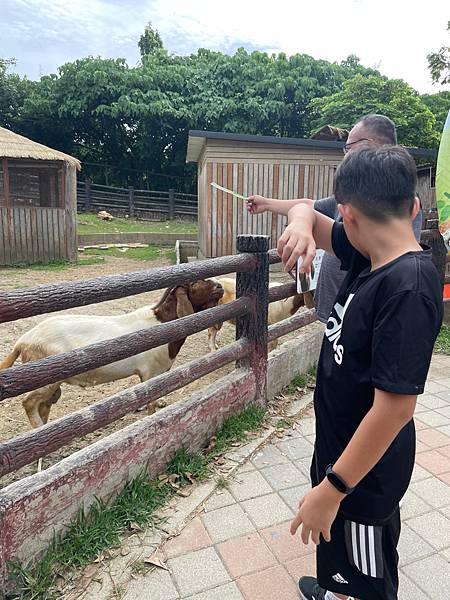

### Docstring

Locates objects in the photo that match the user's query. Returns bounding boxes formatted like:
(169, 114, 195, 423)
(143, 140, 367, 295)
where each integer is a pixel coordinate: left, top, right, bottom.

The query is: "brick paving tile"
(228, 470, 273, 501)
(260, 461, 308, 491)
(284, 552, 317, 581)
(400, 490, 433, 520)
(279, 483, 311, 512)
(168, 547, 230, 597)
(201, 504, 255, 544)
(122, 569, 178, 600)
(420, 394, 450, 410)
(438, 472, 450, 486)
(417, 427, 450, 448)
(397, 523, 435, 565)
(417, 410, 450, 428)
(415, 439, 430, 452)
(407, 511, 450, 550)
(260, 521, 315, 562)
(275, 436, 314, 460)
(184, 582, 245, 600)
(414, 419, 430, 431)
(411, 476, 450, 508)
(163, 517, 212, 559)
(251, 445, 289, 468)
(437, 444, 450, 459)
(236, 564, 299, 600)
(241, 493, 293, 529)
(415, 449, 450, 475)
(410, 463, 433, 483)
(398, 572, 430, 600)
(216, 532, 277, 578)
(204, 490, 236, 512)
(402, 553, 450, 599)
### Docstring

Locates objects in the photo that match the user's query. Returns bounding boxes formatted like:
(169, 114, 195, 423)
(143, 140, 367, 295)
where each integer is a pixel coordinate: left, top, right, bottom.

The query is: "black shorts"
(316, 508, 401, 600)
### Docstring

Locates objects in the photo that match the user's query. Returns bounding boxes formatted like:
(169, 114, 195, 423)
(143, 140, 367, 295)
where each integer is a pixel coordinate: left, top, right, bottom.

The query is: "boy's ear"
(338, 203, 356, 224)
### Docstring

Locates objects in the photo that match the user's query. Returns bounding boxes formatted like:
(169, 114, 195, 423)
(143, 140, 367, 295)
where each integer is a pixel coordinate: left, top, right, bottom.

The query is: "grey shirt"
(314, 196, 423, 323)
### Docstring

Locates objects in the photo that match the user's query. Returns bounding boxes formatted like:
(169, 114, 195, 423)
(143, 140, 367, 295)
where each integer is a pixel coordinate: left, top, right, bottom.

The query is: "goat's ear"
(175, 287, 194, 318)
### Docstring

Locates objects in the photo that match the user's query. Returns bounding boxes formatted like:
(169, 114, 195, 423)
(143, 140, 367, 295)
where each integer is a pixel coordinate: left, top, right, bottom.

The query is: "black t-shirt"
(312, 222, 443, 524)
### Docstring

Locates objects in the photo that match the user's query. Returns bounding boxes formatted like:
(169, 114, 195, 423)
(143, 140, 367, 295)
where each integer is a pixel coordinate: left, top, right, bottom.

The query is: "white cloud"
(3, 0, 449, 92)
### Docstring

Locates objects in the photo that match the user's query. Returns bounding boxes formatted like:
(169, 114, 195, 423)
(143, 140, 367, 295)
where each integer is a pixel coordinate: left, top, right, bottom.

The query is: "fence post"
(236, 234, 270, 406)
(128, 186, 135, 218)
(168, 188, 175, 220)
(84, 179, 92, 213)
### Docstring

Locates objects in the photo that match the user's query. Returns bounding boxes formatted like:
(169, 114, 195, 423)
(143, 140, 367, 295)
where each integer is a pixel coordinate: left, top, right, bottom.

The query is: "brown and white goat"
(207, 277, 314, 352)
(0, 280, 224, 429)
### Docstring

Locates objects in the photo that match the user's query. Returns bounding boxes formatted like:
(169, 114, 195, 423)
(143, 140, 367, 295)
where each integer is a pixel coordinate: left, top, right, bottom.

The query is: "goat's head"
(153, 279, 224, 323)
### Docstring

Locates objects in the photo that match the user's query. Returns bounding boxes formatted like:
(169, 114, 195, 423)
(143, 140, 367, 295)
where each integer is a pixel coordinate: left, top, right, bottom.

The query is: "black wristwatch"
(325, 464, 355, 495)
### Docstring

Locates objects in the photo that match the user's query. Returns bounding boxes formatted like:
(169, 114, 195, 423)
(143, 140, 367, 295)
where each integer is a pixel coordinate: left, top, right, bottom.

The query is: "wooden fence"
(77, 180, 197, 220)
(0, 236, 317, 478)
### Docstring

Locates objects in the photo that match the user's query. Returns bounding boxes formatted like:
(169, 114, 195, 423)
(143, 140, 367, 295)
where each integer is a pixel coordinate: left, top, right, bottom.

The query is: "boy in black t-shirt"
(278, 146, 443, 600)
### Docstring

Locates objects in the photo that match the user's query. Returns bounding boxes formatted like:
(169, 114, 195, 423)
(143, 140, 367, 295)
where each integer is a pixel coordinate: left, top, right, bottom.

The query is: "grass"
(83, 245, 177, 264)
(0, 257, 105, 273)
(435, 323, 450, 355)
(77, 213, 198, 236)
(286, 364, 317, 394)
(7, 405, 265, 600)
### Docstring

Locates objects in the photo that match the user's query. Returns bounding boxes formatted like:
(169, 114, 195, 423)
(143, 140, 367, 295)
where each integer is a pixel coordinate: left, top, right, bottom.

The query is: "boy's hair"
(334, 145, 417, 222)
(355, 114, 397, 144)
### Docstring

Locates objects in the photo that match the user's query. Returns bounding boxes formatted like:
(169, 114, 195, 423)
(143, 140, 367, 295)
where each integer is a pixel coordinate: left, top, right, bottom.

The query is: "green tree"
(138, 23, 164, 57)
(309, 74, 439, 148)
(421, 91, 450, 136)
(0, 58, 34, 130)
(427, 21, 450, 85)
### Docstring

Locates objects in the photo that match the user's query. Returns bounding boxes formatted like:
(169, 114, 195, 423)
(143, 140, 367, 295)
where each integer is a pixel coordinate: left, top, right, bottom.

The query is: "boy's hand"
(246, 195, 268, 214)
(277, 220, 316, 273)
(290, 479, 344, 545)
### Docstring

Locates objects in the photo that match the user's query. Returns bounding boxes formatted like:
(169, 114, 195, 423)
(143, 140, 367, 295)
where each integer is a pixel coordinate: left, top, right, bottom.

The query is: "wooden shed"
(0, 127, 80, 265)
(187, 130, 437, 258)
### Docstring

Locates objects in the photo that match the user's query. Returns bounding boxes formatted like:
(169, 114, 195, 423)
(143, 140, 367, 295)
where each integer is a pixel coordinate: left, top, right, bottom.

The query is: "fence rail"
(0, 235, 319, 478)
(77, 180, 198, 220)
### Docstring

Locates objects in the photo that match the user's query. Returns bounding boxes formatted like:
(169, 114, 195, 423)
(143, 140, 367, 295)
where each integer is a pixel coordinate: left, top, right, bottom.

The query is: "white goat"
(0, 280, 224, 429)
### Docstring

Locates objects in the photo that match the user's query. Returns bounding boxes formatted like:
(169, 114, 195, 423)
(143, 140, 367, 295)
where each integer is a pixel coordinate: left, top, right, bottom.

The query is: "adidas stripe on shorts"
(316, 508, 401, 600)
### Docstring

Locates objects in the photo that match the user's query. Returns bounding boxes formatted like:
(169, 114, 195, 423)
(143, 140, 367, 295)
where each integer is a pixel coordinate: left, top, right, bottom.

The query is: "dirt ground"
(0, 255, 297, 489)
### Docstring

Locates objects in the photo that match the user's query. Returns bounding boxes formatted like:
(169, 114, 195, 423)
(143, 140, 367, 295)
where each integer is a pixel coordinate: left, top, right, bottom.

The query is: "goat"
(0, 279, 224, 430)
(207, 277, 314, 352)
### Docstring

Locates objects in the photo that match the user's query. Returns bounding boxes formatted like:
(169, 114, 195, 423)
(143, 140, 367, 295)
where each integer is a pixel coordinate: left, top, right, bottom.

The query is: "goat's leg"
(208, 324, 222, 352)
(22, 384, 60, 473)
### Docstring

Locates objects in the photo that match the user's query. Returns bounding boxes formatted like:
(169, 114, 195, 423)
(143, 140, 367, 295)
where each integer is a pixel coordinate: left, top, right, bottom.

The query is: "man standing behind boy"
(247, 114, 423, 322)
(276, 145, 442, 600)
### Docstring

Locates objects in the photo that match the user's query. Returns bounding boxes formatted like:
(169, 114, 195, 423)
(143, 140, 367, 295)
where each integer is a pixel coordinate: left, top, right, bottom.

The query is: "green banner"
(436, 109, 450, 252)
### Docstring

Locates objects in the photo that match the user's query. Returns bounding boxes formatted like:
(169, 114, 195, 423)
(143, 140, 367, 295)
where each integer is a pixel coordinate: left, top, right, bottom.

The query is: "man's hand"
(277, 219, 316, 273)
(246, 195, 268, 214)
(290, 479, 344, 545)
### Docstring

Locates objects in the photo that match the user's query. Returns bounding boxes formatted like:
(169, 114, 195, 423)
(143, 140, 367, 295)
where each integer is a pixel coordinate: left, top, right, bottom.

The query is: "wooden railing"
(0, 235, 317, 478)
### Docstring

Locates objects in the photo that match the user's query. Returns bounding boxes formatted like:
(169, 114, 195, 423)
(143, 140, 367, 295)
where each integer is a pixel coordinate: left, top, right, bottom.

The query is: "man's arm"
(276, 203, 335, 272)
(247, 195, 313, 216)
(290, 389, 416, 544)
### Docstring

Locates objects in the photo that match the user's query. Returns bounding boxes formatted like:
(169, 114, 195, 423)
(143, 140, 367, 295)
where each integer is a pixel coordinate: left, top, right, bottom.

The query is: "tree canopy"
(0, 26, 444, 190)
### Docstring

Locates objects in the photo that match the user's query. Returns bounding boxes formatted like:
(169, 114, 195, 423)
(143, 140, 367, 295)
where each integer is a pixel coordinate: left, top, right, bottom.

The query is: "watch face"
(327, 471, 347, 494)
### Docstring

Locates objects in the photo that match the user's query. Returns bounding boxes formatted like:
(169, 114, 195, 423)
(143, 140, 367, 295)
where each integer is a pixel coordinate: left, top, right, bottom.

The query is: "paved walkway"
(73, 354, 450, 600)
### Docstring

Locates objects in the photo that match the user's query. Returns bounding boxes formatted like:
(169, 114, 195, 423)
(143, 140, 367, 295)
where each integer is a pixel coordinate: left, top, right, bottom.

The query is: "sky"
(1, 0, 449, 94)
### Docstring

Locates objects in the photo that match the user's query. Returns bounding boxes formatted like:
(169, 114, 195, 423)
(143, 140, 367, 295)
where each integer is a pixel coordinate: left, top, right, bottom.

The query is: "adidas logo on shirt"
(325, 294, 355, 365)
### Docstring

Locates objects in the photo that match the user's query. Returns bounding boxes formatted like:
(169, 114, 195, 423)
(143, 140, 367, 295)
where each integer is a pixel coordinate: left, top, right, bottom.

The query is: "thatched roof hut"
(0, 127, 80, 265)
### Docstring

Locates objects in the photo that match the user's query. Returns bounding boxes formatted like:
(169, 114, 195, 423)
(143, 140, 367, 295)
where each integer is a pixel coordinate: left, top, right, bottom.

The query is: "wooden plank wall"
(0, 207, 67, 265)
(201, 161, 337, 257)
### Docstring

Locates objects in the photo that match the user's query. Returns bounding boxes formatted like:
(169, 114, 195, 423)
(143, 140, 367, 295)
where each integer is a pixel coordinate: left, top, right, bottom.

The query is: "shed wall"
(198, 140, 342, 257)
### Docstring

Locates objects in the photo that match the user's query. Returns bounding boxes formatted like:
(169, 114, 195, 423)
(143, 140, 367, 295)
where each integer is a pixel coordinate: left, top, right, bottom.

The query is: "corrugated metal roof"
(0, 127, 81, 170)
(186, 130, 437, 163)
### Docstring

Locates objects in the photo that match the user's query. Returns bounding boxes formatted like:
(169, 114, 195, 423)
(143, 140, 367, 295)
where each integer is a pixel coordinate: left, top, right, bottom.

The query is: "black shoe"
(298, 576, 327, 600)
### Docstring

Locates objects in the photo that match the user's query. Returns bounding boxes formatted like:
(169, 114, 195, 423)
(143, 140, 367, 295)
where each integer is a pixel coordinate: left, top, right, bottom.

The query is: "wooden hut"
(0, 127, 80, 265)
(187, 130, 437, 258)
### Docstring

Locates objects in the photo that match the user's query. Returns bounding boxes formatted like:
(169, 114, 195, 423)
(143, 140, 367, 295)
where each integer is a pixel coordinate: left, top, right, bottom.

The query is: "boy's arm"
(277, 203, 335, 272)
(290, 389, 416, 544)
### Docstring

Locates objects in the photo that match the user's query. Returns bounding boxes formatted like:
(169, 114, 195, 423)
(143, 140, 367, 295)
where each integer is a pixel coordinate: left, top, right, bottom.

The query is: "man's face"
(343, 124, 377, 155)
